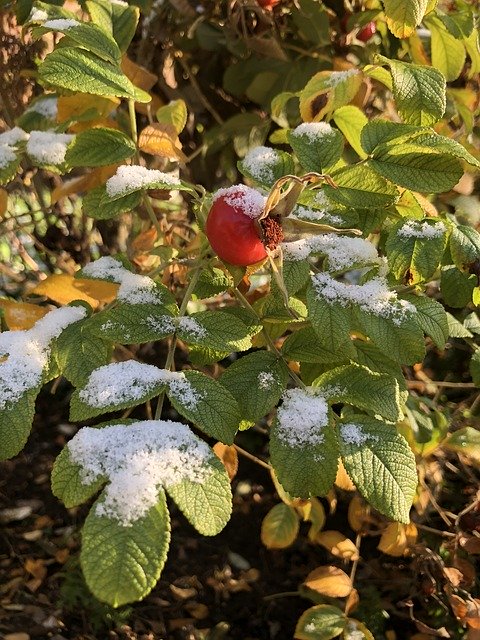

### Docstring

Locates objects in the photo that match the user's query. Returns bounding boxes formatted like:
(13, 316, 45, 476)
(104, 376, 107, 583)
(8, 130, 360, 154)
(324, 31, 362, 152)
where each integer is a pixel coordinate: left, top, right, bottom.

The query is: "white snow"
(82, 257, 163, 305)
(0, 127, 29, 146)
(68, 419, 213, 526)
(177, 316, 207, 339)
(43, 18, 80, 29)
(26, 130, 74, 166)
(291, 121, 333, 142)
(242, 146, 279, 183)
(0, 144, 17, 169)
(275, 388, 329, 447)
(326, 69, 359, 87)
(339, 423, 372, 446)
(78, 361, 201, 410)
(29, 8, 48, 21)
(312, 272, 415, 324)
(0, 306, 86, 409)
(290, 204, 342, 226)
(258, 371, 275, 389)
(106, 165, 180, 197)
(25, 96, 58, 119)
(397, 220, 446, 239)
(282, 234, 379, 271)
(143, 314, 176, 334)
(213, 184, 266, 219)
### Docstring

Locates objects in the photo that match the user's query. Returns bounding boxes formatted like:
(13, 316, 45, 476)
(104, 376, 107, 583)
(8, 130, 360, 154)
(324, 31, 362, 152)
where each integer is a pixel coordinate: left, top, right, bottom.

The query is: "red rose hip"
(357, 21, 376, 42)
(206, 185, 268, 266)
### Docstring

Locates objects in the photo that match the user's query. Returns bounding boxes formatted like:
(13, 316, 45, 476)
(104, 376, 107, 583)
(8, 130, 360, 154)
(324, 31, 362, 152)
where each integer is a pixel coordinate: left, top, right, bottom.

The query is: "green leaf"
(166, 454, 232, 535)
(111, 1, 139, 53)
(86, 304, 176, 344)
(38, 19, 121, 64)
(83, 185, 141, 220)
(261, 503, 299, 549)
(282, 259, 311, 296)
(324, 164, 398, 209)
(306, 285, 356, 357)
(291, 0, 330, 45)
(380, 57, 446, 126)
(65, 128, 135, 167)
(193, 267, 233, 298)
(332, 105, 368, 160)
(403, 294, 449, 350)
(0, 388, 38, 460)
(338, 415, 417, 523)
(446, 312, 473, 339)
(441, 266, 476, 308)
(238, 147, 295, 188)
(428, 15, 466, 81)
(156, 99, 188, 134)
(270, 412, 339, 498)
(282, 327, 352, 364)
(0, 153, 21, 187)
(314, 363, 402, 423)
(219, 351, 289, 423)
(55, 318, 112, 386)
(51, 445, 105, 508)
(385, 218, 447, 283)
(360, 120, 422, 155)
(81, 491, 170, 607)
(288, 124, 343, 172)
(369, 142, 463, 193)
(352, 340, 407, 393)
(176, 310, 252, 353)
(382, 0, 429, 38)
(354, 307, 425, 365)
(39, 47, 150, 102)
(471, 352, 480, 386)
(443, 426, 480, 461)
(295, 604, 346, 640)
(167, 370, 241, 444)
(450, 225, 480, 272)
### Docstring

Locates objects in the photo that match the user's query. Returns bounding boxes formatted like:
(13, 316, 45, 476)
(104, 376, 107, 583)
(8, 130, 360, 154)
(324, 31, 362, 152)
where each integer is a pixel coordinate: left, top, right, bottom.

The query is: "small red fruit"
(206, 185, 269, 266)
(357, 21, 376, 42)
(257, 0, 280, 8)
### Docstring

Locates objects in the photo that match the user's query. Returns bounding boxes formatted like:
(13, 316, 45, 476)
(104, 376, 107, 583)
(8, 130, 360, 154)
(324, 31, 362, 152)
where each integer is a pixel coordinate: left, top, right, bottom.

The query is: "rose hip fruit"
(357, 21, 376, 42)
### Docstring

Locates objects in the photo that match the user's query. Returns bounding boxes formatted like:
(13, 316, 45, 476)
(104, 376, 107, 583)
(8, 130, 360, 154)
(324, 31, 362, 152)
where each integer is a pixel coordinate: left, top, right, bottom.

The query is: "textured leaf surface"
(40, 20, 121, 64)
(382, 0, 429, 38)
(288, 125, 343, 172)
(219, 351, 289, 423)
(51, 446, 105, 508)
(428, 15, 466, 81)
(65, 128, 135, 167)
(403, 294, 449, 349)
(83, 186, 141, 220)
(81, 491, 170, 606)
(167, 454, 232, 535)
(177, 310, 252, 352)
(450, 225, 480, 272)
(168, 370, 241, 444)
(338, 415, 417, 523)
(261, 503, 299, 549)
(324, 164, 398, 209)
(295, 604, 346, 640)
(306, 285, 356, 357)
(332, 105, 368, 159)
(282, 327, 352, 364)
(86, 303, 176, 344)
(441, 266, 475, 308)
(0, 388, 38, 460)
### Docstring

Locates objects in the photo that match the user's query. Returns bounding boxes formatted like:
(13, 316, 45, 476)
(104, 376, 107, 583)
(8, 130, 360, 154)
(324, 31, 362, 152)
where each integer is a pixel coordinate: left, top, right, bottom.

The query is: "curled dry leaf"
(138, 123, 187, 162)
(316, 530, 360, 561)
(378, 522, 418, 557)
(348, 495, 370, 533)
(303, 565, 353, 598)
(213, 443, 238, 481)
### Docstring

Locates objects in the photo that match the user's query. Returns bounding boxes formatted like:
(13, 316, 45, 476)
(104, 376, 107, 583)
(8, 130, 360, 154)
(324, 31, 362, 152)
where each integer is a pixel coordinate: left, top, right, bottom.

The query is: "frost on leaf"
(282, 234, 379, 269)
(82, 256, 164, 304)
(68, 420, 214, 526)
(0, 305, 86, 408)
(275, 387, 330, 448)
(105, 164, 180, 197)
(242, 146, 282, 184)
(26, 131, 74, 166)
(78, 360, 201, 410)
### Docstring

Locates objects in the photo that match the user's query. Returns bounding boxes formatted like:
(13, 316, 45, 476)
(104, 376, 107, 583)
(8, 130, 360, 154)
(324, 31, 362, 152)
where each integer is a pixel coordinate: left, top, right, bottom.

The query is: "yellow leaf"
(299, 70, 363, 122)
(261, 503, 299, 549)
(306, 497, 326, 542)
(316, 531, 359, 561)
(138, 123, 187, 161)
(335, 460, 356, 491)
(69, 117, 120, 134)
(130, 227, 158, 254)
(57, 93, 120, 124)
(121, 55, 158, 91)
(347, 495, 369, 533)
(0, 188, 8, 218)
(303, 566, 353, 598)
(51, 164, 119, 204)
(0, 299, 48, 330)
(31, 274, 118, 308)
(213, 443, 238, 481)
(378, 522, 418, 557)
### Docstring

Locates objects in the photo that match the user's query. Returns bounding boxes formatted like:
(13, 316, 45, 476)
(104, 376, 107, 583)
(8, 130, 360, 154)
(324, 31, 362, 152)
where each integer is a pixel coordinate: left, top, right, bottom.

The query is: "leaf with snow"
(313, 363, 402, 423)
(81, 491, 170, 607)
(104, 164, 190, 200)
(177, 310, 253, 353)
(167, 370, 241, 444)
(86, 304, 176, 345)
(306, 285, 356, 358)
(295, 604, 346, 640)
(288, 122, 343, 172)
(52, 444, 106, 508)
(0, 147, 21, 186)
(238, 146, 295, 188)
(338, 415, 417, 523)
(167, 454, 232, 536)
(219, 351, 289, 423)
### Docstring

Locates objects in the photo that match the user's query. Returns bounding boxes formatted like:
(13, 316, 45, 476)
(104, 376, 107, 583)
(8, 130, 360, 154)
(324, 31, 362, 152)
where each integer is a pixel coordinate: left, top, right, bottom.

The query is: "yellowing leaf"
(383, 0, 429, 39)
(0, 299, 48, 330)
(316, 531, 359, 561)
(57, 93, 120, 124)
(335, 460, 356, 491)
(0, 188, 8, 218)
(347, 495, 369, 532)
(156, 99, 188, 134)
(51, 164, 119, 204)
(344, 619, 374, 639)
(261, 503, 299, 549)
(299, 70, 363, 122)
(303, 566, 353, 598)
(121, 55, 158, 91)
(138, 123, 187, 161)
(378, 522, 418, 557)
(32, 274, 118, 308)
(306, 497, 327, 542)
(213, 443, 238, 481)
